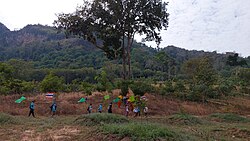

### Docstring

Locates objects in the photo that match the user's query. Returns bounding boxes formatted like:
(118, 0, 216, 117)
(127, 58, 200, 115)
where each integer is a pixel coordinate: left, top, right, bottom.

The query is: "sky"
(0, 0, 249, 57)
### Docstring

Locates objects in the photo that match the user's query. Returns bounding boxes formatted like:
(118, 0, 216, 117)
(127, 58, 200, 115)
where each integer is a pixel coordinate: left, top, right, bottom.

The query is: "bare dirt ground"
(0, 90, 249, 116)
(0, 91, 250, 141)
(0, 115, 125, 141)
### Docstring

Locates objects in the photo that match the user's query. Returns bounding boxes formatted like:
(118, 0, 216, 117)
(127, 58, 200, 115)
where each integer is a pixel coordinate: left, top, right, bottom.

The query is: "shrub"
(209, 113, 250, 123)
(129, 81, 155, 96)
(80, 82, 95, 95)
(187, 84, 205, 102)
(102, 122, 187, 141)
(0, 86, 10, 95)
(163, 81, 175, 93)
(174, 80, 186, 92)
(95, 70, 114, 92)
(40, 72, 65, 92)
(116, 80, 132, 96)
(21, 81, 36, 93)
(216, 78, 235, 96)
(0, 113, 19, 125)
(187, 84, 219, 102)
(168, 113, 203, 125)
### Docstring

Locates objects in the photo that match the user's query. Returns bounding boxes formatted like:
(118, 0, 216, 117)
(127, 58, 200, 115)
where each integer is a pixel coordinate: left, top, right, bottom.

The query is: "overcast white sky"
(0, 0, 249, 57)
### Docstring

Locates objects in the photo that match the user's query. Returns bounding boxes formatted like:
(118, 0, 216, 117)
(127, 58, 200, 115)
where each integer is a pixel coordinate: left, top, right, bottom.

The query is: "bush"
(168, 113, 203, 125)
(187, 84, 219, 102)
(102, 122, 187, 141)
(240, 86, 250, 94)
(21, 81, 36, 93)
(40, 72, 65, 92)
(0, 86, 11, 95)
(187, 85, 205, 102)
(95, 70, 114, 92)
(0, 113, 19, 125)
(174, 80, 186, 92)
(115, 80, 132, 96)
(74, 113, 129, 126)
(209, 113, 250, 123)
(80, 82, 95, 95)
(164, 81, 175, 93)
(216, 78, 235, 96)
(129, 81, 155, 96)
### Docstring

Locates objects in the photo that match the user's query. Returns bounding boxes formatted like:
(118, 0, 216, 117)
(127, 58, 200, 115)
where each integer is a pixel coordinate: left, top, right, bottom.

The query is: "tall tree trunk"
(126, 33, 135, 79)
(127, 38, 131, 79)
(122, 34, 127, 80)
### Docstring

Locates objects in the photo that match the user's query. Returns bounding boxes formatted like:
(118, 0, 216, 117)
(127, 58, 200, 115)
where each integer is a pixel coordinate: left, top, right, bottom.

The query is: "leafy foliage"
(39, 72, 65, 92)
(116, 80, 132, 96)
(95, 70, 113, 92)
(226, 53, 247, 66)
(0, 22, 249, 99)
(54, 0, 169, 79)
(129, 81, 155, 96)
(80, 82, 96, 95)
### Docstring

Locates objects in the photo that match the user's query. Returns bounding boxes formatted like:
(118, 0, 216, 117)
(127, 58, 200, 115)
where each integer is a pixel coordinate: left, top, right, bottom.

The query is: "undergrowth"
(168, 113, 203, 125)
(0, 113, 19, 125)
(102, 122, 191, 141)
(209, 113, 250, 123)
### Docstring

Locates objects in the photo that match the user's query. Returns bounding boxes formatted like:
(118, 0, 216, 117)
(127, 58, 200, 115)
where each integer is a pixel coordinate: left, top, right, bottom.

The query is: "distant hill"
(0, 22, 248, 71)
(0, 23, 107, 68)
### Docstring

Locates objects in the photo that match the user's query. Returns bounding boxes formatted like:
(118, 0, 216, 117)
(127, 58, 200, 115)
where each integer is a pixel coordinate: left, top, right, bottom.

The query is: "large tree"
(54, 0, 169, 79)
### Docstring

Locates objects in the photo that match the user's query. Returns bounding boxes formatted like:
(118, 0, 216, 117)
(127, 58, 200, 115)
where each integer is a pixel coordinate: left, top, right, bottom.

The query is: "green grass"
(1, 112, 249, 140)
(0, 113, 20, 125)
(209, 113, 250, 123)
(74, 113, 129, 126)
(102, 122, 192, 141)
(168, 113, 203, 125)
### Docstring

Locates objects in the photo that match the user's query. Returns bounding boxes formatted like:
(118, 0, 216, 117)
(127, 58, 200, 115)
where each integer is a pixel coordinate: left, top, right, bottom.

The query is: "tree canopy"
(54, 0, 169, 79)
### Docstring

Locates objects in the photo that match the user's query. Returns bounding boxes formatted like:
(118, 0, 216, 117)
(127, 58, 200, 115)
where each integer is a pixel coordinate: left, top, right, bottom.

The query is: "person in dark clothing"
(98, 103, 103, 113)
(50, 102, 57, 117)
(108, 102, 112, 113)
(28, 100, 35, 117)
(87, 104, 92, 114)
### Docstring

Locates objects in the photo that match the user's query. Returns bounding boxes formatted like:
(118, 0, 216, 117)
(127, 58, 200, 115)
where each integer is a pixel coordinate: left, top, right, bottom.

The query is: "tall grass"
(209, 113, 250, 123)
(102, 122, 190, 141)
(168, 113, 203, 125)
(0, 113, 19, 125)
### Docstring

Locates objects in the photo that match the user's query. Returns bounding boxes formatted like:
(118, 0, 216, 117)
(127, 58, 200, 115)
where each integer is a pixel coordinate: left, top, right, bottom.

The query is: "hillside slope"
(1, 22, 248, 70)
(1, 91, 249, 117)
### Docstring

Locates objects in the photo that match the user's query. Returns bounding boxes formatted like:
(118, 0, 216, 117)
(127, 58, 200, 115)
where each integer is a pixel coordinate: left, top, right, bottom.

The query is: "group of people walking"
(28, 100, 148, 118)
(28, 100, 57, 118)
(87, 102, 148, 117)
(87, 102, 113, 114)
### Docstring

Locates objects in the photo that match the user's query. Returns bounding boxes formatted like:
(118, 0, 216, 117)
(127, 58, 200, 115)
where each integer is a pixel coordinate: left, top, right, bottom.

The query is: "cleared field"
(0, 92, 250, 140)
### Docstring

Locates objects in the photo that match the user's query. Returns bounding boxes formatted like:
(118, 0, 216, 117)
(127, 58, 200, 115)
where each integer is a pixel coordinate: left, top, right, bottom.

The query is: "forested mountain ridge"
(0, 22, 250, 97)
(0, 23, 107, 68)
(0, 22, 249, 74)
